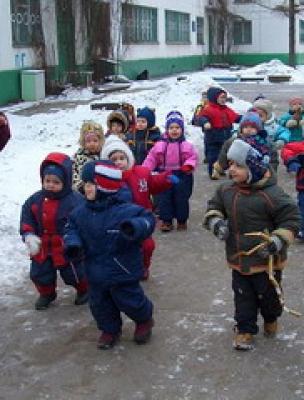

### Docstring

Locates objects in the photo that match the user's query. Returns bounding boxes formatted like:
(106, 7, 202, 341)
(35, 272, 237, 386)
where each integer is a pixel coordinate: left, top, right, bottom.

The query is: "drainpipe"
(289, 0, 295, 67)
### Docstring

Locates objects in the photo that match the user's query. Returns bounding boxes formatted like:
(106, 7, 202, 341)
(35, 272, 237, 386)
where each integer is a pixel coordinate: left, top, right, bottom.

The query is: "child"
(106, 109, 129, 140)
(72, 120, 104, 193)
(64, 160, 155, 349)
(143, 111, 199, 232)
(193, 87, 241, 178)
(279, 97, 304, 143)
(20, 152, 89, 310)
(281, 141, 304, 240)
(101, 135, 177, 279)
(0, 112, 11, 151)
(204, 138, 300, 350)
(125, 107, 161, 165)
(121, 102, 136, 133)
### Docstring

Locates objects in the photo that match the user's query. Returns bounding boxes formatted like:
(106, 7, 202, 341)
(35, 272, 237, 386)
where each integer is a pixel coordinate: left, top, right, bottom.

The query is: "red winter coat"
(281, 141, 304, 164)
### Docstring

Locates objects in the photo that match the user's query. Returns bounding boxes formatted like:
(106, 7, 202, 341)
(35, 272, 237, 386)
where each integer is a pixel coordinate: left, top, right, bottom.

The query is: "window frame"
(233, 20, 252, 45)
(165, 10, 191, 44)
(122, 4, 158, 44)
(196, 16, 204, 45)
(11, 0, 42, 47)
(300, 19, 304, 44)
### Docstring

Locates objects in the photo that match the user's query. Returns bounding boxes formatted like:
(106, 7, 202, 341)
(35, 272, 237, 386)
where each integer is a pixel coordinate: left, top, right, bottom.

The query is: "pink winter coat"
(142, 135, 199, 172)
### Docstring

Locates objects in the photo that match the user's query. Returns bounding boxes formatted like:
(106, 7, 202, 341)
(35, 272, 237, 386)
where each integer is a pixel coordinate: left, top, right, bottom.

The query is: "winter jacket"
(64, 190, 155, 284)
(123, 165, 172, 210)
(142, 134, 199, 172)
(281, 141, 304, 191)
(204, 171, 300, 274)
(279, 110, 304, 142)
(20, 153, 83, 267)
(125, 127, 161, 165)
(264, 114, 290, 144)
(72, 148, 100, 192)
(0, 112, 11, 151)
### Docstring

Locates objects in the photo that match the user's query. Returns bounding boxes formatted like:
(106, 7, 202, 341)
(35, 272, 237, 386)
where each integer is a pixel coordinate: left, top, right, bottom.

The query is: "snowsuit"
(143, 134, 198, 224)
(204, 171, 300, 334)
(72, 148, 100, 193)
(279, 109, 304, 142)
(20, 153, 88, 297)
(0, 112, 11, 151)
(64, 189, 155, 334)
(125, 127, 161, 165)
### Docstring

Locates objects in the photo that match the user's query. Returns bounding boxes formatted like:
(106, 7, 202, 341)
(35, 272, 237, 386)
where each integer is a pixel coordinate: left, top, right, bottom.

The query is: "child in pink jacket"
(143, 111, 199, 231)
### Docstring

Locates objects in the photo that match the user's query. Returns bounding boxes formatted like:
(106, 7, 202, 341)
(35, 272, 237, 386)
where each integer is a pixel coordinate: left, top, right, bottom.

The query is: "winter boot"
(233, 331, 253, 351)
(264, 321, 278, 338)
(97, 332, 121, 350)
(176, 222, 187, 231)
(35, 293, 57, 310)
(159, 221, 173, 232)
(74, 291, 89, 306)
(134, 318, 154, 344)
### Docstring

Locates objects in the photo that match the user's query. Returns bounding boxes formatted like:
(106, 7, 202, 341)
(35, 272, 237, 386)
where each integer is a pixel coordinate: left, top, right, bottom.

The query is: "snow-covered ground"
(1, 59, 304, 288)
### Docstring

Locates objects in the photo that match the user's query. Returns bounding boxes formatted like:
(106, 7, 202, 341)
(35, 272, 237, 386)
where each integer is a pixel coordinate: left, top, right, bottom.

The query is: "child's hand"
(274, 140, 285, 150)
(286, 119, 298, 128)
(24, 234, 41, 256)
(167, 174, 180, 185)
(203, 122, 211, 130)
(258, 235, 283, 258)
(208, 217, 229, 241)
(299, 119, 304, 126)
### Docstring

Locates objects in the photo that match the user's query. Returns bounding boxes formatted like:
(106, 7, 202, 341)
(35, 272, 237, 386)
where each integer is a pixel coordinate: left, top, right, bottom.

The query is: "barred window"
(233, 20, 252, 45)
(165, 10, 190, 44)
(196, 17, 204, 44)
(122, 4, 157, 44)
(11, 0, 41, 46)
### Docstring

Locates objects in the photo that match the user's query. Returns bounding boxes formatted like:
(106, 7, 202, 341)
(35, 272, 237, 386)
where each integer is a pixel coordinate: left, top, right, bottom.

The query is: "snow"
(1, 59, 304, 290)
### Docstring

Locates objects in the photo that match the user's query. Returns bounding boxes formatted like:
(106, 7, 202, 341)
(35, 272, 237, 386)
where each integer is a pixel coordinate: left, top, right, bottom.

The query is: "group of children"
(18, 87, 304, 351)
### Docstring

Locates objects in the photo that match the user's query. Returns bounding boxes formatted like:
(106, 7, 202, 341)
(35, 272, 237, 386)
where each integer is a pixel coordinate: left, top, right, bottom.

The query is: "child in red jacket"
(101, 135, 178, 279)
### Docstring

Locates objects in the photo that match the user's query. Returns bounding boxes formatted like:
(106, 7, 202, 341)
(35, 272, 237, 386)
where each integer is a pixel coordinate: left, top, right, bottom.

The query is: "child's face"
(109, 151, 129, 171)
(84, 182, 96, 200)
(168, 123, 182, 140)
(228, 161, 249, 184)
(42, 174, 63, 192)
(110, 122, 124, 135)
(217, 93, 227, 106)
(291, 103, 302, 112)
(256, 109, 268, 122)
(136, 117, 148, 130)
(84, 133, 101, 154)
(241, 125, 258, 137)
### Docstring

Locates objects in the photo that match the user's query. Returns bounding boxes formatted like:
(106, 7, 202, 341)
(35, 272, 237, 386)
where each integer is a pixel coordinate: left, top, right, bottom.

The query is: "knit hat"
(137, 107, 156, 129)
(252, 99, 273, 119)
(79, 120, 104, 147)
(165, 110, 184, 132)
(227, 138, 270, 184)
(107, 110, 129, 133)
(206, 87, 227, 103)
(101, 136, 135, 168)
(42, 164, 65, 182)
(81, 160, 123, 193)
(239, 112, 263, 132)
(289, 97, 303, 106)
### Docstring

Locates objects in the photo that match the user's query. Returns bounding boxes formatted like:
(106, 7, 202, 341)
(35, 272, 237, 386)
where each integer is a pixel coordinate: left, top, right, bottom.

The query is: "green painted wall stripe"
(209, 52, 304, 65)
(0, 70, 21, 106)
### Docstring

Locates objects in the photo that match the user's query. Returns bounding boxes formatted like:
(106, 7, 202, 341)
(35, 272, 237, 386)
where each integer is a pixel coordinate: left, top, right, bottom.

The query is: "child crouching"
(64, 160, 155, 349)
(204, 138, 300, 350)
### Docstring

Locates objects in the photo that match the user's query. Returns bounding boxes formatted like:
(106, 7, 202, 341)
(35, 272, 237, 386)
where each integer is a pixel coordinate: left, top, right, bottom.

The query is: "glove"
(120, 220, 135, 238)
(258, 235, 283, 259)
(180, 165, 193, 174)
(287, 161, 301, 174)
(167, 174, 180, 185)
(65, 246, 82, 262)
(203, 122, 211, 130)
(211, 168, 220, 180)
(209, 218, 229, 241)
(274, 140, 285, 150)
(286, 119, 298, 128)
(24, 234, 41, 256)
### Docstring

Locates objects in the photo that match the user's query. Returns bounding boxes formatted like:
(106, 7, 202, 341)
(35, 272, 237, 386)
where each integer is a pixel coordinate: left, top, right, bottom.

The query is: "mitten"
(274, 139, 285, 150)
(299, 119, 304, 126)
(65, 245, 82, 262)
(203, 122, 211, 130)
(167, 174, 180, 185)
(211, 168, 220, 180)
(24, 234, 41, 256)
(285, 119, 298, 128)
(180, 165, 193, 174)
(258, 235, 283, 259)
(209, 217, 229, 241)
(287, 161, 301, 174)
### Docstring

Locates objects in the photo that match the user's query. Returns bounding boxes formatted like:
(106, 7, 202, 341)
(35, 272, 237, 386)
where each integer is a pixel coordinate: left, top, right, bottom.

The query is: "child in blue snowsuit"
(20, 152, 88, 310)
(64, 160, 155, 349)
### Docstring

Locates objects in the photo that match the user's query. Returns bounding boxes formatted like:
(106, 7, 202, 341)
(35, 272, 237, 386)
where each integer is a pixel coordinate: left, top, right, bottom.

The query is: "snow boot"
(177, 222, 187, 231)
(233, 331, 253, 351)
(159, 221, 173, 232)
(98, 332, 121, 350)
(264, 321, 278, 338)
(74, 291, 89, 305)
(134, 318, 154, 344)
(35, 293, 57, 310)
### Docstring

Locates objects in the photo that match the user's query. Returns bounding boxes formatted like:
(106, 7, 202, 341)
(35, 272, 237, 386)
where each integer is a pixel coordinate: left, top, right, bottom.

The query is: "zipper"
(114, 257, 131, 275)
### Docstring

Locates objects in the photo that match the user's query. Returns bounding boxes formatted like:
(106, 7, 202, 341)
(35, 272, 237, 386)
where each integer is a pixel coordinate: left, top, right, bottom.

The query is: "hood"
(207, 87, 226, 104)
(107, 110, 129, 133)
(40, 152, 72, 198)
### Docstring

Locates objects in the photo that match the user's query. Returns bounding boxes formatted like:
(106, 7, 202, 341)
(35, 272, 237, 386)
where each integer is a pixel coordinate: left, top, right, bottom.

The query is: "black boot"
(74, 291, 89, 305)
(35, 293, 57, 310)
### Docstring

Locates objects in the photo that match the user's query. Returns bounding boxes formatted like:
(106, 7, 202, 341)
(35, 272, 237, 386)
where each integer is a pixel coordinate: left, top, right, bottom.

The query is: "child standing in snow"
(279, 97, 304, 143)
(143, 111, 199, 232)
(0, 112, 11, 151)
(72, 120, 104, 193)
(101, 135, 177, 279)
(281, 141, 304, 240)
(106, 109, 129, 140)
(125, 107, 161, 165)
(204, 138, 300, 350)
(64, 160, 155, 349)
(20, 153, 89, 310)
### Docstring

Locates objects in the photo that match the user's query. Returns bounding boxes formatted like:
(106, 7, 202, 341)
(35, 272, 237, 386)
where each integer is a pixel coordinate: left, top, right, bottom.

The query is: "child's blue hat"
(165, 110, 184, 132)
(239, 112, 263, 132)
(137, 107, 156, 129)
(42, 164, 65, 182)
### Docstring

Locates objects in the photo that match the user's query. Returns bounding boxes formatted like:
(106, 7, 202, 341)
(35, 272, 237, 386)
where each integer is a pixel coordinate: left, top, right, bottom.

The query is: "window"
(233, 20, 252, 45)
(300, 20, 304, 43)
(122, 4, 157, 44)
(165, 10, 190, 44)
(234, 0, 253, 3)
(11, 0, 41, 46)
(196, 17, 204, 44)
